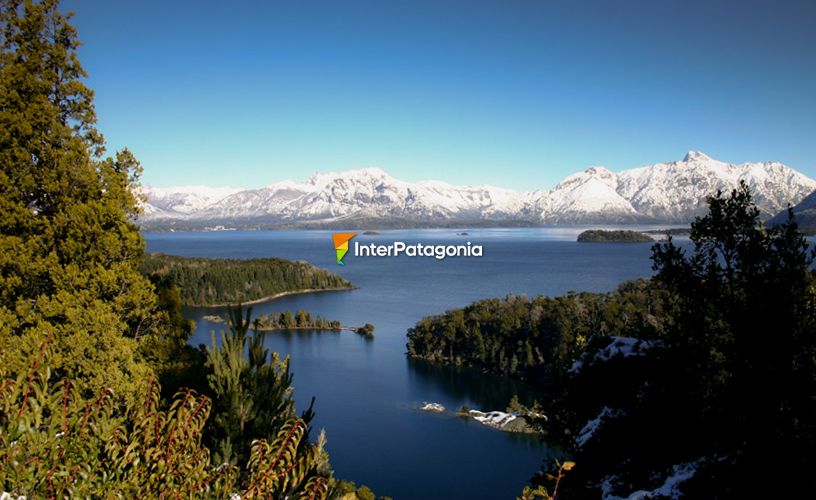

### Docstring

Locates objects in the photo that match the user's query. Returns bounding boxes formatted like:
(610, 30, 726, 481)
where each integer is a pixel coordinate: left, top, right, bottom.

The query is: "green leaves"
(0, 352, 328, 499)
(1, 0, 159, 404)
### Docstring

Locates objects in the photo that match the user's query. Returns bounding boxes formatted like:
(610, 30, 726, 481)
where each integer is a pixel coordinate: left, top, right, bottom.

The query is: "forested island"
(141, 253, 354, 306)
(576, 229, 654, 242)
(208, 309, 376, 337)
(410, 187, 816, 499)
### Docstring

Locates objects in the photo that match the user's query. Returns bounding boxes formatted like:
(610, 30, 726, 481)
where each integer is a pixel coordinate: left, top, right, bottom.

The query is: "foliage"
(0, 338, 328, 498)
(555, 184, 816, 497)
(329, 479, 391, 500)
(406, 279, 668, 383)
(518, 460, 574, 500)
(256, 309, 343, 331)
(244, 419, 326, 498)
(0, 2, 358, 498)
(138, 273, 204, 397)
(506, 395, 548, 432)
(0, 0, 166, 403)
(646, 183, 816, 494)
(141, 253, 353, 306)
(576, 230, 653, 243)
(205, 305, 308, 468)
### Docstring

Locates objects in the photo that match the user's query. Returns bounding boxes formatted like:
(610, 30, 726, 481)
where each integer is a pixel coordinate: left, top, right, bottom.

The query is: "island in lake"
(576, 229, 654, 243)
(141, 253, 354, 306)
(255, 309, 375, 337)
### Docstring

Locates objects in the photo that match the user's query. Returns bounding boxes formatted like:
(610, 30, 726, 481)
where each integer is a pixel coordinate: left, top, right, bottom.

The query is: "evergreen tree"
(650, 183, 816, 494)
(0, 0, 158, 401)
(205, 305, 314, 468)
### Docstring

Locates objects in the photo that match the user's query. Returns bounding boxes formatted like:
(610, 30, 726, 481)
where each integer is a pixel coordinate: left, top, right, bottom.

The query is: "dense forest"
(576, 229, 654, 243)
(407, 278, 668, 384)
(0, 3, 382, 498)
(413, 186, 816, 498)
(141, 253, 353, 306)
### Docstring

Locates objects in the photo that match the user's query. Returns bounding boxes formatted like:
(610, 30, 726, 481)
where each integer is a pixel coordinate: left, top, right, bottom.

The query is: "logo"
(332, 232, 356, 265)
(332, 231, 484, 264)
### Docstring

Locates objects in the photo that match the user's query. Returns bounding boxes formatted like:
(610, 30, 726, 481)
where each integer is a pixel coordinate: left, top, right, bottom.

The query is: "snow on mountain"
(137, 152, 816, 227)
(531, 167, 642, 223)
(141, 185, 244, 216)
(616, 151, 816, 222)
(197, 167, 528, 223)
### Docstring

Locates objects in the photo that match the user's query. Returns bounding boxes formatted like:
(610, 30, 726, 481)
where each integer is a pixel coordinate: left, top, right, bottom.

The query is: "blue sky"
(65, 0, 816, 190)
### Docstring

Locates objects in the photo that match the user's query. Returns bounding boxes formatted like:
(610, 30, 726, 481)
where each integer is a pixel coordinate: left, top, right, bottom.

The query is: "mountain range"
(139, 151, 816, 229)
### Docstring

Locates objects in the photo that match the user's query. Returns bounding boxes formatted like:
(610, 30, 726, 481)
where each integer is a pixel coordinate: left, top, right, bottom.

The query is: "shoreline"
(185, 286, 357, 308)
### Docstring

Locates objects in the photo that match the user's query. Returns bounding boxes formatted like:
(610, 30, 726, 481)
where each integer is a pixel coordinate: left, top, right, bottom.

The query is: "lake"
(145, 227, 684, 499)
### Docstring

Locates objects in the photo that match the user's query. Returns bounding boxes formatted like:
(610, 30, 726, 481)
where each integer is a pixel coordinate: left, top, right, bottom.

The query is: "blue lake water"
(145, 227, 685, 499)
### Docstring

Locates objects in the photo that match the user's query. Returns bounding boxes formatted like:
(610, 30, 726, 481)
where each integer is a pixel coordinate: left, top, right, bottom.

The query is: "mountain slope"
(138, 152, 816, 228)
(770, 189, 816, 233)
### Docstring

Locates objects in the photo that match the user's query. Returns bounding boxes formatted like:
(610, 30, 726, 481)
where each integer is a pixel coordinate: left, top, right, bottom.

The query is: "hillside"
(770, 189, 816, 234)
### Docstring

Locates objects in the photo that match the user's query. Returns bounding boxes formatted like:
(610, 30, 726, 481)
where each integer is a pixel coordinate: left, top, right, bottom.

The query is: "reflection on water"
(407, 358, 543, 410)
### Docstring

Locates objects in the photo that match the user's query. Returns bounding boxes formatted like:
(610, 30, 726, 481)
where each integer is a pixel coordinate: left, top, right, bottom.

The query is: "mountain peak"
(307, 167, 390, 186)
(584, 166, 613, 175)
(683, 150, 712, 162)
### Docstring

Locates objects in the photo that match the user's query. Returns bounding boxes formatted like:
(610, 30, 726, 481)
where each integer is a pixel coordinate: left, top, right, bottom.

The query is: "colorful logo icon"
(332, 232, 356, 265)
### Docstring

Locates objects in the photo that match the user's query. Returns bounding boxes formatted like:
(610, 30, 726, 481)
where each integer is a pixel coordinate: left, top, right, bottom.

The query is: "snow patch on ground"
(468, 410, 518, 429)
(570, 336, 660, 373)
(600, 459, 703, 499)
(420, 402, 445, 412)
(575, 407, 625, 448)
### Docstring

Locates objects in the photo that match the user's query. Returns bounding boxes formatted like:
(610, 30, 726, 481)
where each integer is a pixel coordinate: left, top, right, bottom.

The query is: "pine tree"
(0, 0, 157, 401)
(205, 305, 311, 468)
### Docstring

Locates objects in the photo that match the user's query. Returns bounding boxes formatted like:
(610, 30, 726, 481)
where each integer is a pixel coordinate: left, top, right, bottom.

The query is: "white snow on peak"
(683, 150, 712, 162)
(137, 152, 816, 226)
(139, 184, 244, 215)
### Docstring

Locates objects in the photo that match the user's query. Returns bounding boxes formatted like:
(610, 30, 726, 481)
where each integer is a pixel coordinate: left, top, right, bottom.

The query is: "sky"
(64, 0, 816, 190)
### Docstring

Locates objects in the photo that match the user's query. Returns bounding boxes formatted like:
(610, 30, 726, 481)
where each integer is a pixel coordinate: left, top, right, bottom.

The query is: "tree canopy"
(0, 0, 159, 401)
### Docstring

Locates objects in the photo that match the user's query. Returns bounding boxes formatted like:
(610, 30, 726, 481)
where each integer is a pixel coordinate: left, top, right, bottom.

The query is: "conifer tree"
(0, 0, 158, 401)
(205, 305, 314, 468)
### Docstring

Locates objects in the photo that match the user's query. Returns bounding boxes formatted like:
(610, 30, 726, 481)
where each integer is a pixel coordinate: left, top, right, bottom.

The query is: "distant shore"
(186, 285, 356, 308)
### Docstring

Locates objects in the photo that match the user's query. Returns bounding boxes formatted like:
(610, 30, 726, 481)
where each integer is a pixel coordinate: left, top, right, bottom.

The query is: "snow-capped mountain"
(530, 166, 641, 223)
(192, 167, 526, 223)
(139, 185, 245, 217)
(138, 152, 816, 228)
(615, 151, 816, 222)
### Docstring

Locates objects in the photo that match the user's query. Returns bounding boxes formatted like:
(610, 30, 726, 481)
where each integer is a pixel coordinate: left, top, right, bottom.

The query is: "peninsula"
(141, 253, 354, 306)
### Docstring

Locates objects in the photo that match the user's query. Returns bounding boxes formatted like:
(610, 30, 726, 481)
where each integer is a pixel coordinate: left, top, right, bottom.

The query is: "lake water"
(145, 227, 684, 499)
